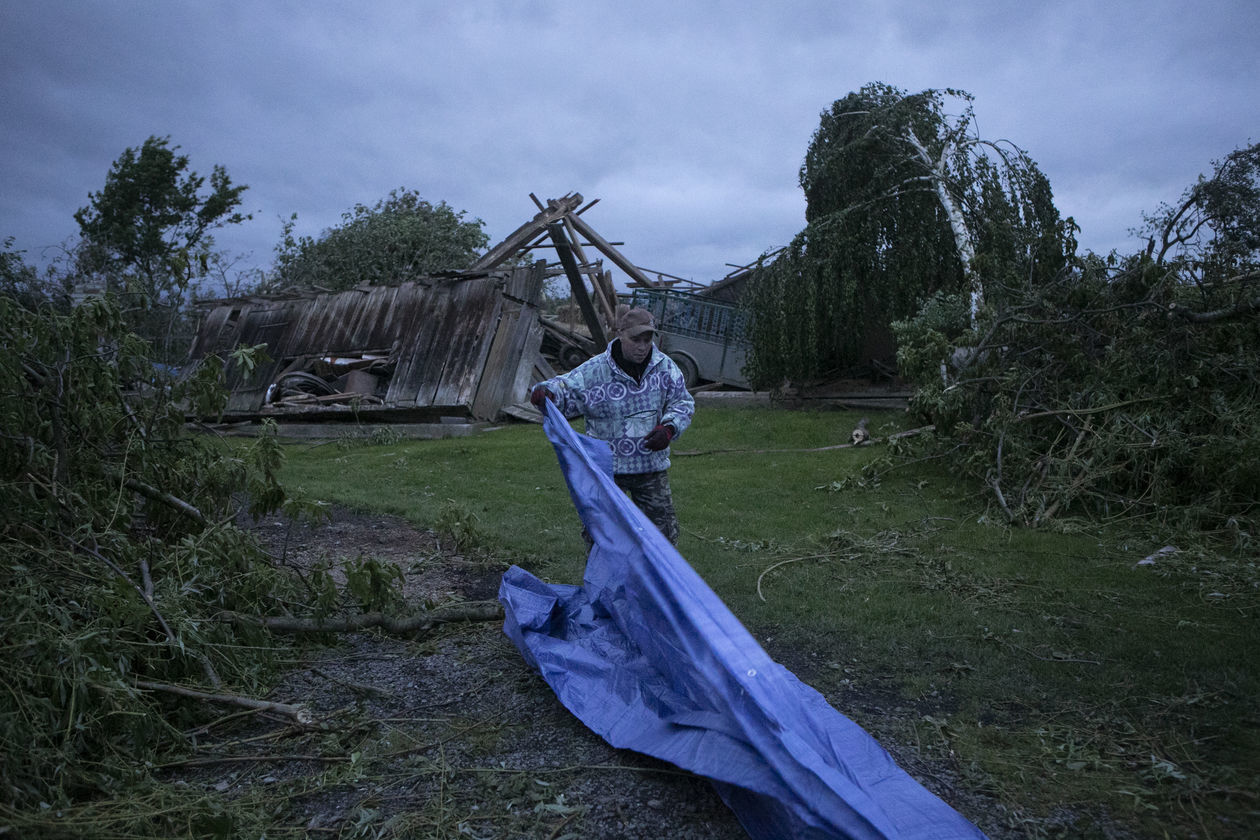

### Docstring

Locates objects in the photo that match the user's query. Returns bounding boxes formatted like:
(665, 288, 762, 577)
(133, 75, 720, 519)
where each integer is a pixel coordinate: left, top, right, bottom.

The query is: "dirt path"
(177, 508, 747, 838)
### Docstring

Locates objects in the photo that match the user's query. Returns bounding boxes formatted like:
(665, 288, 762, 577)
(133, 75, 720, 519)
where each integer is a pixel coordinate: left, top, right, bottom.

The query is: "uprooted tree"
(743, 83, 1075, 386)
(892, 141, 1260, 542)
(0, 286, 295, 811)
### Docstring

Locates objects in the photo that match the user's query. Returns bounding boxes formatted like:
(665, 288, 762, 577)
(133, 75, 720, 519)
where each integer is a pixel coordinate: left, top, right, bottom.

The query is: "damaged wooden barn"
(189, 262, 551, 425)
(189, 193, 694, 429)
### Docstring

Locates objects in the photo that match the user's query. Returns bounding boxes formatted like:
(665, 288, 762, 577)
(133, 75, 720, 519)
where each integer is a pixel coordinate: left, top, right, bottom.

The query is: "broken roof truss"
(190, 193, 688, 425)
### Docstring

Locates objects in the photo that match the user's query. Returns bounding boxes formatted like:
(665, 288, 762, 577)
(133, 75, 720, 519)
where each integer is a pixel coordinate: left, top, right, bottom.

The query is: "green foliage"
(268, 188, 489, 292)
(226, 341, 273, 376)
(72, 135, 251, 361)
(0, 293, 300, 812)
(1144, 142, 1260, 276)
(0, 237, 63, 309)
(894, 142, 1260, 540)
(342, 555, 406, 612)
(743, 83, 1074, 387)
(435, 498, 485, 552)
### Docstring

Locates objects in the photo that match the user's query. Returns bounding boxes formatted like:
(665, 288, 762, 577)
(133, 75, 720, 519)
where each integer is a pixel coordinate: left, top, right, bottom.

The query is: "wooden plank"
(385, 282, 465, 405)
(563, 215, 615, 326)
(472, 265, 548, 418)
(224, 301, 300, 412)
(509, 318, 547, 406)
(403, 279, 488, 408)
(341, 284, 398, 351)
(533, 349, 557, 381)
(513, 240, 624, 249)
(468, 193, 583, 271)
(548, 221, 606, 346)
(565, 211, 657, 288)
(188, 305, 233, 359)
(470, 298, 525, 419)
(427, 280, 504, 409)
(599, 268, 617, 321)
(494, 297, 543, 411)
(502, 261, 547, 303)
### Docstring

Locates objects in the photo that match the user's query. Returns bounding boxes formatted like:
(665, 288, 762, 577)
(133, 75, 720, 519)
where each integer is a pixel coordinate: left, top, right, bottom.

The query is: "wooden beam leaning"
(562, 215, 615, 327)
(600, 268, 617, 318)
(548, 221, 607, 347)
(565, 211, 658, 289)
(469, 193, 584, 272)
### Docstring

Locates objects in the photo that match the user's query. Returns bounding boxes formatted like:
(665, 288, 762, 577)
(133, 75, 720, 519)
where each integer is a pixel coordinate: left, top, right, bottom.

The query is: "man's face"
(620, 330, 654, 363)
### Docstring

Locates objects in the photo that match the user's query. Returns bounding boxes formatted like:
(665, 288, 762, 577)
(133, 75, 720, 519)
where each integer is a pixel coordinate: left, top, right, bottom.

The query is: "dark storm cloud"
(2, 0, 1256, 287)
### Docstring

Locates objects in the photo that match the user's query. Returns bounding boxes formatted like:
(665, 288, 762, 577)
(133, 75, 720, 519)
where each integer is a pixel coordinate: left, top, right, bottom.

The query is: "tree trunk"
(903, 127, 982, 322)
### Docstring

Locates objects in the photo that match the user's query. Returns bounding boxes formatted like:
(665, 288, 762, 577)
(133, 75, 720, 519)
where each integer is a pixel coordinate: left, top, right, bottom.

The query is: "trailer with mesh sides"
(629, 288, 750, 389)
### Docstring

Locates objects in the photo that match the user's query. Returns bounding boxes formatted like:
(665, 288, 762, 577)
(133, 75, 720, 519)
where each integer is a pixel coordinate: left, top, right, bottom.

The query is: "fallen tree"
(891, 142, 1260, 543)
(743, 83, 1074, 386)
(0, 291, 303, 812)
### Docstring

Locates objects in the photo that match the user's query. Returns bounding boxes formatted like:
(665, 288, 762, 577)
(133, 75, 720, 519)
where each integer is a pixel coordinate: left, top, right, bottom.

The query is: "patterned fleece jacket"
(542, 341, 695, 475)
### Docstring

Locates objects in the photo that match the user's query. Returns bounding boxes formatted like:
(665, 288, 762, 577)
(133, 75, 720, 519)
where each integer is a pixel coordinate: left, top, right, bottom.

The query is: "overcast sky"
(2, 0, 1256, 290)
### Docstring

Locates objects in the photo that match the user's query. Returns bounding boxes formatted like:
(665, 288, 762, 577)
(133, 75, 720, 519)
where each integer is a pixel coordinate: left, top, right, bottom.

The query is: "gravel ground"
(177, 507, 1066, 839)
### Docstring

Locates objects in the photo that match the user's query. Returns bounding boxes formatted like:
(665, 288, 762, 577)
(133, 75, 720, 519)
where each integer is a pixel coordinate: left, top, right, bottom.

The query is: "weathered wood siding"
(189, 265, 546, 421)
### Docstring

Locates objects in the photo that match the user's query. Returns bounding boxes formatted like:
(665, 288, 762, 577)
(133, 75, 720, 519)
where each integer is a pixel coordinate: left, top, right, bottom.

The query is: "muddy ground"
(175, 507, 1105, 839)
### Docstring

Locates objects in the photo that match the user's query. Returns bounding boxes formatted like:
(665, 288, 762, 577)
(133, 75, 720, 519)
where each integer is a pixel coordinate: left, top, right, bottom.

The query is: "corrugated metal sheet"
(189, 264, 547, 422)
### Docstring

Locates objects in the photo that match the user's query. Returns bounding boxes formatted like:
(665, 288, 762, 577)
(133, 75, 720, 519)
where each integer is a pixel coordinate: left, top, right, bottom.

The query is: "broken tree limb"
(1012, 397, 1162, 423)
(1168, 293, 1260, 323)
(123, 476, 207, 525)
(133, 679, 313, 725)
(67, 533, 222, 687)
(674, 424, 935, 457)
(902, 126, 981, 320)
(234, 601, 504, 635)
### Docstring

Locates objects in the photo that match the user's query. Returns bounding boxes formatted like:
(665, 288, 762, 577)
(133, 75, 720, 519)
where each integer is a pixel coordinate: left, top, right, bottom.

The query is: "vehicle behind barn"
(629, 287, 750, 389)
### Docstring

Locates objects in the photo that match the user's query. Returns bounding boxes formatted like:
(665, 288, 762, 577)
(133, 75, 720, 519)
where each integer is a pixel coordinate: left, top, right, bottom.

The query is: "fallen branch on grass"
(756, 553, 856, 602)
(675, 424, 936, 457)
(231, 601, 504, 635)
(156, 753, 349, 769)
(133, 679, 313, 724)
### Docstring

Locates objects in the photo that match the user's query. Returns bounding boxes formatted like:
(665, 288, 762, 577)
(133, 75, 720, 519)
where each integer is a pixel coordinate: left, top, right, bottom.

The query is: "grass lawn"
(279, 403, 1259, 839)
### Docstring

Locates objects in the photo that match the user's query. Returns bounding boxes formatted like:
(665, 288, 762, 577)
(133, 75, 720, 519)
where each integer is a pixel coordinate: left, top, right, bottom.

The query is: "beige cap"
(618, 307, 656, 338)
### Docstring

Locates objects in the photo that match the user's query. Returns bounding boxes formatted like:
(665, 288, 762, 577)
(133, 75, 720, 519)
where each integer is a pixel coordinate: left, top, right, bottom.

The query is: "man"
(530, 306, 695, 544)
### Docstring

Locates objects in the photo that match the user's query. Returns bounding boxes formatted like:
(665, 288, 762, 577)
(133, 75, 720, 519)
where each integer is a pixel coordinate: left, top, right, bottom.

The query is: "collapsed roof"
(189, 264, 549, 423)
(189, 193, 686, 424)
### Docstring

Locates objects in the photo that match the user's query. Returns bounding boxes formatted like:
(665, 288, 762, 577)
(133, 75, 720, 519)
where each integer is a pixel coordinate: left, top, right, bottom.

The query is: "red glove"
(529, 385, 554, 408)
(644, 424, 675, 451)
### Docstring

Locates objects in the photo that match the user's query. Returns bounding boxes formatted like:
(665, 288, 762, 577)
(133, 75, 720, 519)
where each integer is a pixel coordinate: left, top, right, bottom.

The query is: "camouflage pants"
(583, 470, 680, 546)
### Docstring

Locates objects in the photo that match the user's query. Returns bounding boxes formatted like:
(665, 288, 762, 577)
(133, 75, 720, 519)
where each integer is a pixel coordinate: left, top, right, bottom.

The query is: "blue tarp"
(498, 401, 989, 840)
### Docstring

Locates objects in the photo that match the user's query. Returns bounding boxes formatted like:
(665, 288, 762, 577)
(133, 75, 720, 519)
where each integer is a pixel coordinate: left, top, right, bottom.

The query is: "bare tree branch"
(133, 679, 312, 725)
(122, 476, 207, 525)
(231, 601, 504, 635)
(1168, 294, 1260, 323)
